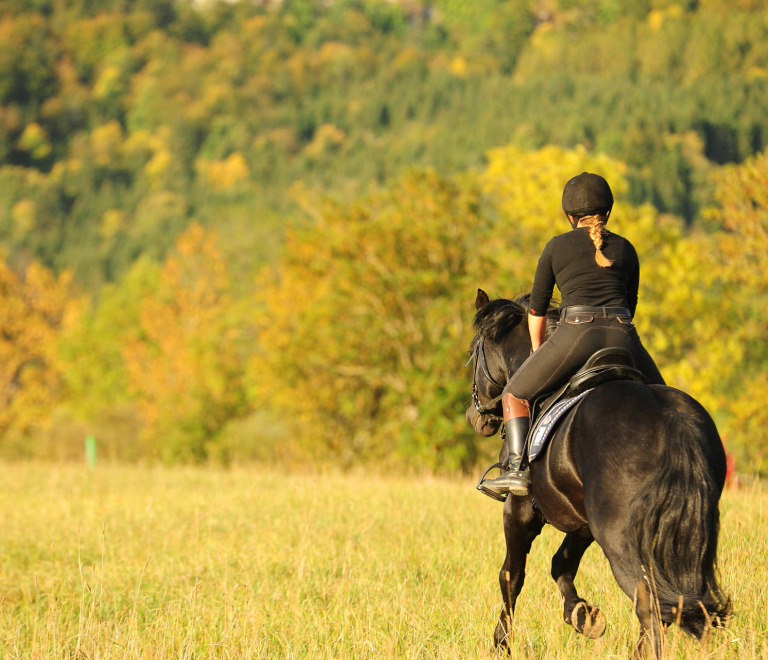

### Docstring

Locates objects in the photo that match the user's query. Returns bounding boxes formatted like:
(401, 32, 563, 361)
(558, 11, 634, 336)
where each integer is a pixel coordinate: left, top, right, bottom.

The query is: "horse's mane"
(472, 294, 558, 342)
(472, 295, 529, 341)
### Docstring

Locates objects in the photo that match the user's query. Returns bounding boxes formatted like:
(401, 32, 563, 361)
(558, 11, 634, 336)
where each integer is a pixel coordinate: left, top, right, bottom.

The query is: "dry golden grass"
(0, 463, 765, 659)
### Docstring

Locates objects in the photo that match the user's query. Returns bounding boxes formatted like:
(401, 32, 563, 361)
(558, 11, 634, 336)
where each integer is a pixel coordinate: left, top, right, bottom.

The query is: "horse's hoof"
(571, 601, 607, 639)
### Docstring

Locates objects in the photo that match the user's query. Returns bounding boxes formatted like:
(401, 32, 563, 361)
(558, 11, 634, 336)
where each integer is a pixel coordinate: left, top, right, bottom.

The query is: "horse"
(465, 289, 730, 657)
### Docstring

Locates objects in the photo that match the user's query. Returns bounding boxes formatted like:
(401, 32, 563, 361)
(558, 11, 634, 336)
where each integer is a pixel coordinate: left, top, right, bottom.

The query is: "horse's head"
(465, 289, 534, 436)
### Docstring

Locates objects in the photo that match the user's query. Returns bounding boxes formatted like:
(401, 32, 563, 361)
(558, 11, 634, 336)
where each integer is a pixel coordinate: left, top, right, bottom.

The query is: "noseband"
(466, 336, 506, 422)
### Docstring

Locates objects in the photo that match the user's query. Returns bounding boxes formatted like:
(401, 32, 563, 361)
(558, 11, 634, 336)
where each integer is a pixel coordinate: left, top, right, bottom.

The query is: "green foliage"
(57, 255, 159, 458)
(1, 0, 768, 291)
(60, 225, 250, 463)
(257, 171, 491, 470)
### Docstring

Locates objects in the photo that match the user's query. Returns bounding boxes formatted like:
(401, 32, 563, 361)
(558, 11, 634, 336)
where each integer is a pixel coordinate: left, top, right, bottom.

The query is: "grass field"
(0, 464, 765, 659)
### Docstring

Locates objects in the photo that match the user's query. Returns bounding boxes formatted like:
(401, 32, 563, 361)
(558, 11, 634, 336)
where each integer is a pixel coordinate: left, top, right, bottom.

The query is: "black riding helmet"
(562, 172, 613, 228)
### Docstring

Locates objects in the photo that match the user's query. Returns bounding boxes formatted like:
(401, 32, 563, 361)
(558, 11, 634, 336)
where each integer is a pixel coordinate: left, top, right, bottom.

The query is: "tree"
(256, 170, 491, 470)
(121, 224, 249, 462)
(256, 147, 634, 470)
(702, 150, 768, 472)
(0, 260, 82, 453)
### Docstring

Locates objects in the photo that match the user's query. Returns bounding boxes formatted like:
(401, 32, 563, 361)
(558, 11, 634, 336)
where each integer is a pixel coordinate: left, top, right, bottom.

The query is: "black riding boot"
(477, 417, 531, 500)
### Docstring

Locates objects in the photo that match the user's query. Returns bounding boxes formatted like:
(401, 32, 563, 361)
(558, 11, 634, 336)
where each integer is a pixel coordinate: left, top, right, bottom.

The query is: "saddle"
(526, 347, 650, 461)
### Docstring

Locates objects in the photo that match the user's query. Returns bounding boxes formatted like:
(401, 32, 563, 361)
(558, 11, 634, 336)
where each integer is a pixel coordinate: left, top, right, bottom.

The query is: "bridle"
(466, 335, 506, 423)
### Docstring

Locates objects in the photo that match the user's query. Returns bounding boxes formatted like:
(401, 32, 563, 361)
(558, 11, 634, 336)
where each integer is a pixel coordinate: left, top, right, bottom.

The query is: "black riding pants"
(505, 314, 665, 401)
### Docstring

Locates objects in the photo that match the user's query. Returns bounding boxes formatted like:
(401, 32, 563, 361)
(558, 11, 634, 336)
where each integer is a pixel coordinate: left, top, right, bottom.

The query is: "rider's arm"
(528, 239, 555, 352)
(627, 241, 639, 317)
(529, 239, 555, 318)
(529, 314, 547, 352)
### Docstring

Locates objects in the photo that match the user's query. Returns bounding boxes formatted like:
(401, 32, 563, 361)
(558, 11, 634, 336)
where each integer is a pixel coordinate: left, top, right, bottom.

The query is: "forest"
(0, 0, 766, 473)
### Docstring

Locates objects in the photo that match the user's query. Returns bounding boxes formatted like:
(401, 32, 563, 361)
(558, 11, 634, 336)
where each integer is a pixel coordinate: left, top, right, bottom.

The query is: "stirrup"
(476, 462, 509, 503)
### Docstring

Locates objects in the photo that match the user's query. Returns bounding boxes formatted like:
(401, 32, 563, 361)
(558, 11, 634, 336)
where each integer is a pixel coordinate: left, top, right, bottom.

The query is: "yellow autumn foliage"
(255, 145, 768, 472)
(0, 261, 83, 452)
(195, 153, 251, 191)
(122, 225, 248, 461)
(2, 140, 765, 473)
(17, 122, 51, 160)
(703, 150, 768, 470)
(256, 171, 490, 469)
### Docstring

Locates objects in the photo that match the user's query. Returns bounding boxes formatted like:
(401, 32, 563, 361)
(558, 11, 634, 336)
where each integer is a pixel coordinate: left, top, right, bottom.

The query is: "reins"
(467, 336, 506, 422)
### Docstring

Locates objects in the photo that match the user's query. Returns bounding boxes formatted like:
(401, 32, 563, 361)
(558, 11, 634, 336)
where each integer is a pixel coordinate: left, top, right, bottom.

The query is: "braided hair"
(578, 214, 613, 267)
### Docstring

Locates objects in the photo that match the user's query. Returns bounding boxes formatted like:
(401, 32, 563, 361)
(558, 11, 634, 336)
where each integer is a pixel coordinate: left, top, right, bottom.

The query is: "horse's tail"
(627, 407, 730, 637)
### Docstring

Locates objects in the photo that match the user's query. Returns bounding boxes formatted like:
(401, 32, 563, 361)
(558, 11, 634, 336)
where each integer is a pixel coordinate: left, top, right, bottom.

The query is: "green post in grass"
(85, 435, 97, 468)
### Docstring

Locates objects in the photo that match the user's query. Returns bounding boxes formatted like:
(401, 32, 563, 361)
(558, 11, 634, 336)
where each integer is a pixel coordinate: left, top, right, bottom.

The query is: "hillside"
(1, 0, 768, 288)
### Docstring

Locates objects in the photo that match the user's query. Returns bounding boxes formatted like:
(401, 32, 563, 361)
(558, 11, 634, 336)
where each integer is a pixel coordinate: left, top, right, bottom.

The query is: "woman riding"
(482, 172, 665, 498)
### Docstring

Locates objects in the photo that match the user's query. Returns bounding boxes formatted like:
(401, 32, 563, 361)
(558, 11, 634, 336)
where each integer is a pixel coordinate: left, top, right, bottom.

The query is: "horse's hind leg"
(551, 530, 607, 639)
(595, 547, 664, 658)
(494, 495, 544, 650)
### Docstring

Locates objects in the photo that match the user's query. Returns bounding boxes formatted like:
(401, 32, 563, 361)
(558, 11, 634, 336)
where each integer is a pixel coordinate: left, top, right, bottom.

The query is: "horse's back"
(574, 382, 725, 503)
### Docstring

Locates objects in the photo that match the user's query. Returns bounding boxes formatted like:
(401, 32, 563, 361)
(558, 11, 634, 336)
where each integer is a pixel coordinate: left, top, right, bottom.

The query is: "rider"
(483, 172, 665, 498)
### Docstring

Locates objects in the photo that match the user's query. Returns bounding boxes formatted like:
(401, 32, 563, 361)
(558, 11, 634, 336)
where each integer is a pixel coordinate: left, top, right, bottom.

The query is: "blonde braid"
(579, 214, 613, 267)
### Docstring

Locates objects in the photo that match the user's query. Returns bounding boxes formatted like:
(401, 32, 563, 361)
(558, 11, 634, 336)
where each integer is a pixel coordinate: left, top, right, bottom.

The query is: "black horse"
(466, 290, 730, 657)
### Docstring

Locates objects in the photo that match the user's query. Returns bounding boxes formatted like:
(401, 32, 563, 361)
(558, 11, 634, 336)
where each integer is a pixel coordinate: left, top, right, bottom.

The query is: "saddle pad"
(529, 388, 594, 462)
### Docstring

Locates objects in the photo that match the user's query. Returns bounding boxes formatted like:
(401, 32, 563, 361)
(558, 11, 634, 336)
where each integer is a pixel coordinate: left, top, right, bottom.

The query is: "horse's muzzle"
(466, 406, 502, 437)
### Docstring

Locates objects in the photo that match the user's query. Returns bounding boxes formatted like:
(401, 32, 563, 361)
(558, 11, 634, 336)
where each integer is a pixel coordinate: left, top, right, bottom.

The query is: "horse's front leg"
(551, 530, 606, 638)
(494, 495, 544, 650)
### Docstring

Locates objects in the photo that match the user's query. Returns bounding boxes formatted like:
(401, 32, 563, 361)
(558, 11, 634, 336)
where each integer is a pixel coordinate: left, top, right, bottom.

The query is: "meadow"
(0, 463, 765, 659)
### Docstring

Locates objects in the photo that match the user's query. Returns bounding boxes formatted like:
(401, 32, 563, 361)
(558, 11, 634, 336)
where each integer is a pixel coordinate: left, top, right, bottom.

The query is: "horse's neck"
(500, 332, 531, 376)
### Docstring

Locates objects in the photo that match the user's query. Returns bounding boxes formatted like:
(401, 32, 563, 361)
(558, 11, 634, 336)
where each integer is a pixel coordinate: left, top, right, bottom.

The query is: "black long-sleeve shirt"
(528, 227, 639, 317)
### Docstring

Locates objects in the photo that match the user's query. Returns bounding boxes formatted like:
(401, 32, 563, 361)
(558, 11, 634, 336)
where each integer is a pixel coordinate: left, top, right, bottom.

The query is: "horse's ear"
(475, 289, 490, 311)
